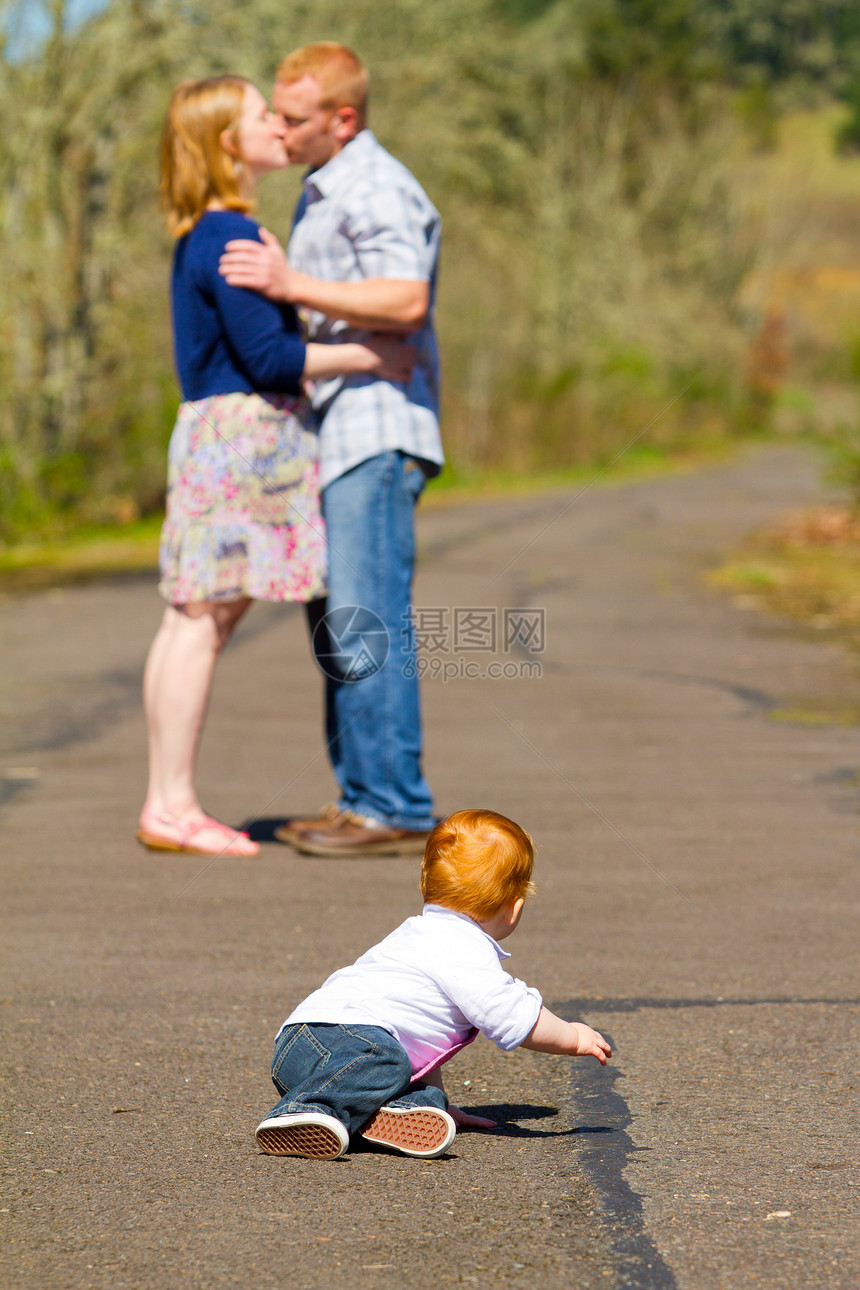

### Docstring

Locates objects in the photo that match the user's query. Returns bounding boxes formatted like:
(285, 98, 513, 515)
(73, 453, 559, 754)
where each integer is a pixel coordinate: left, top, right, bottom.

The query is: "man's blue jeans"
(306, 450, 437, 831)
(262, 1023, 448, 1136)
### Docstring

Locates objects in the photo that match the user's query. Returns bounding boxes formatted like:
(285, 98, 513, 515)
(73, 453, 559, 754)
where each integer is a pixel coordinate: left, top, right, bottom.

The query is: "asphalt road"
(2, 444, 858, 1289)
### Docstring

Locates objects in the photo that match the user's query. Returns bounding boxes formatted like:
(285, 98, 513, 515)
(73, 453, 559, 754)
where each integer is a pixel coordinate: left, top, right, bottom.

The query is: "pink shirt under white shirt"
(280, 904, 543, 1078)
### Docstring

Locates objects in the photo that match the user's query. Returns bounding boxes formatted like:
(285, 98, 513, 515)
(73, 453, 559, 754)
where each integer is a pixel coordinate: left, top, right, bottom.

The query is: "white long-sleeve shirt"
(282, 905, 542, 1078)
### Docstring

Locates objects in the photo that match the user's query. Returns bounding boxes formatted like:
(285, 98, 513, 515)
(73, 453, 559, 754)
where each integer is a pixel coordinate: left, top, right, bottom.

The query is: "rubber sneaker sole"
(359, 1106, 456, 1158)
(255, 1115, 348, 1160)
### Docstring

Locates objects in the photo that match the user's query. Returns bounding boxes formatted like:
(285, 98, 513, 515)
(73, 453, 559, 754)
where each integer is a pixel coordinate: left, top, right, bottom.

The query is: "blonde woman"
(138, 77, 413, 858)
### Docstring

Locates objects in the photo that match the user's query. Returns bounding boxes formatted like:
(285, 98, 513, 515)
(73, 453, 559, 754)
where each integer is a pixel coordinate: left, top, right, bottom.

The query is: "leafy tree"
(1, 0, 856, 539)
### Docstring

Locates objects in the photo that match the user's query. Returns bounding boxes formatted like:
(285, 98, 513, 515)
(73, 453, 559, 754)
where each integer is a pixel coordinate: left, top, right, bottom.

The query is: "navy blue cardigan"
(171, 210, 306, 400)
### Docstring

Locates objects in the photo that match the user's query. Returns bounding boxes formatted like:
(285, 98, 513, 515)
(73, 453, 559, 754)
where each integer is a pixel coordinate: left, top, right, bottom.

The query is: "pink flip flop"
(136, 813, 259, 858)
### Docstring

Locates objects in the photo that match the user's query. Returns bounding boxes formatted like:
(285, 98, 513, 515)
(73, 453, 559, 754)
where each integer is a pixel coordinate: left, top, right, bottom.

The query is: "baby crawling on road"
(255, 808, 611, 1160)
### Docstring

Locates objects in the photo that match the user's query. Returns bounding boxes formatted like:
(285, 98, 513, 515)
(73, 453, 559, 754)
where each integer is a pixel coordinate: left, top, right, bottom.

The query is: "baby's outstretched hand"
(571, 1023, 612, 1065)
(522, 1006, 612, 1063)
(447, 1104, 498, 1130)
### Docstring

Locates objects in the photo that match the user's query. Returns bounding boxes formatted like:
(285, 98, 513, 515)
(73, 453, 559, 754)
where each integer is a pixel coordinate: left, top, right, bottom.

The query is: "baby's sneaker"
(255, 1111, 349, 1160)
(360, 1105, 456, 1158)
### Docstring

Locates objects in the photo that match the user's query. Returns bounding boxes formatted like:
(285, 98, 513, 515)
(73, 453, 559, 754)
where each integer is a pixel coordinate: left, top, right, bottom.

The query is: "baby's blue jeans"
(261, 1022, 448, 1137)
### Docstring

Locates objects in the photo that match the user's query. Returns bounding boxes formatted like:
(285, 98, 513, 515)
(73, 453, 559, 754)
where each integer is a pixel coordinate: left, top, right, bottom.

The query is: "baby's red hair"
(420, 809, 535, 922)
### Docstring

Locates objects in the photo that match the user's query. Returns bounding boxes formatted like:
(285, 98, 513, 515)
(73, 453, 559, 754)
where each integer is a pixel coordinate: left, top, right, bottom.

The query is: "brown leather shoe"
(291, 812, 430, 858)
(274, 803, 342, 845)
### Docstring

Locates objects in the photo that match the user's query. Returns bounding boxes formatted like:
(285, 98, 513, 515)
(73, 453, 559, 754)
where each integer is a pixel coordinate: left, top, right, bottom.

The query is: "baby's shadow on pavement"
(462, 1103, 612, 1139)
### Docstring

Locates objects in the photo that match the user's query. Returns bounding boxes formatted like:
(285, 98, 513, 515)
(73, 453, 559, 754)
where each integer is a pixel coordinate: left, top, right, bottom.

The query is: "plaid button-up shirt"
(288, 129, 444, 488)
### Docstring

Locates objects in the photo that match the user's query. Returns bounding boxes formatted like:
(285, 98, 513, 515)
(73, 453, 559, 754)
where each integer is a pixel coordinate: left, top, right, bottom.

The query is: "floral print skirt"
(158, 392, 326, 605)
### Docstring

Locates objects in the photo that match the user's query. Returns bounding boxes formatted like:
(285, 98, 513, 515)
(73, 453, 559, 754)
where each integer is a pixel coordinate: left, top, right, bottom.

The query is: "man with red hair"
(220, 43, 442, 857)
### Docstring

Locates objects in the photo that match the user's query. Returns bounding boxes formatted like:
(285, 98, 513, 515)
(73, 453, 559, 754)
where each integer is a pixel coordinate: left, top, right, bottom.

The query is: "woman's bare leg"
(141, 598, 257, 854)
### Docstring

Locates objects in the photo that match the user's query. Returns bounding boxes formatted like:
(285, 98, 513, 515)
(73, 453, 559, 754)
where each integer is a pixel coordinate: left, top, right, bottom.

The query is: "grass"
(709, 506, 860, 651)
(768, 705, 860, 727)
(710, 500, 860, 727)
(0, 515, 164, 594)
